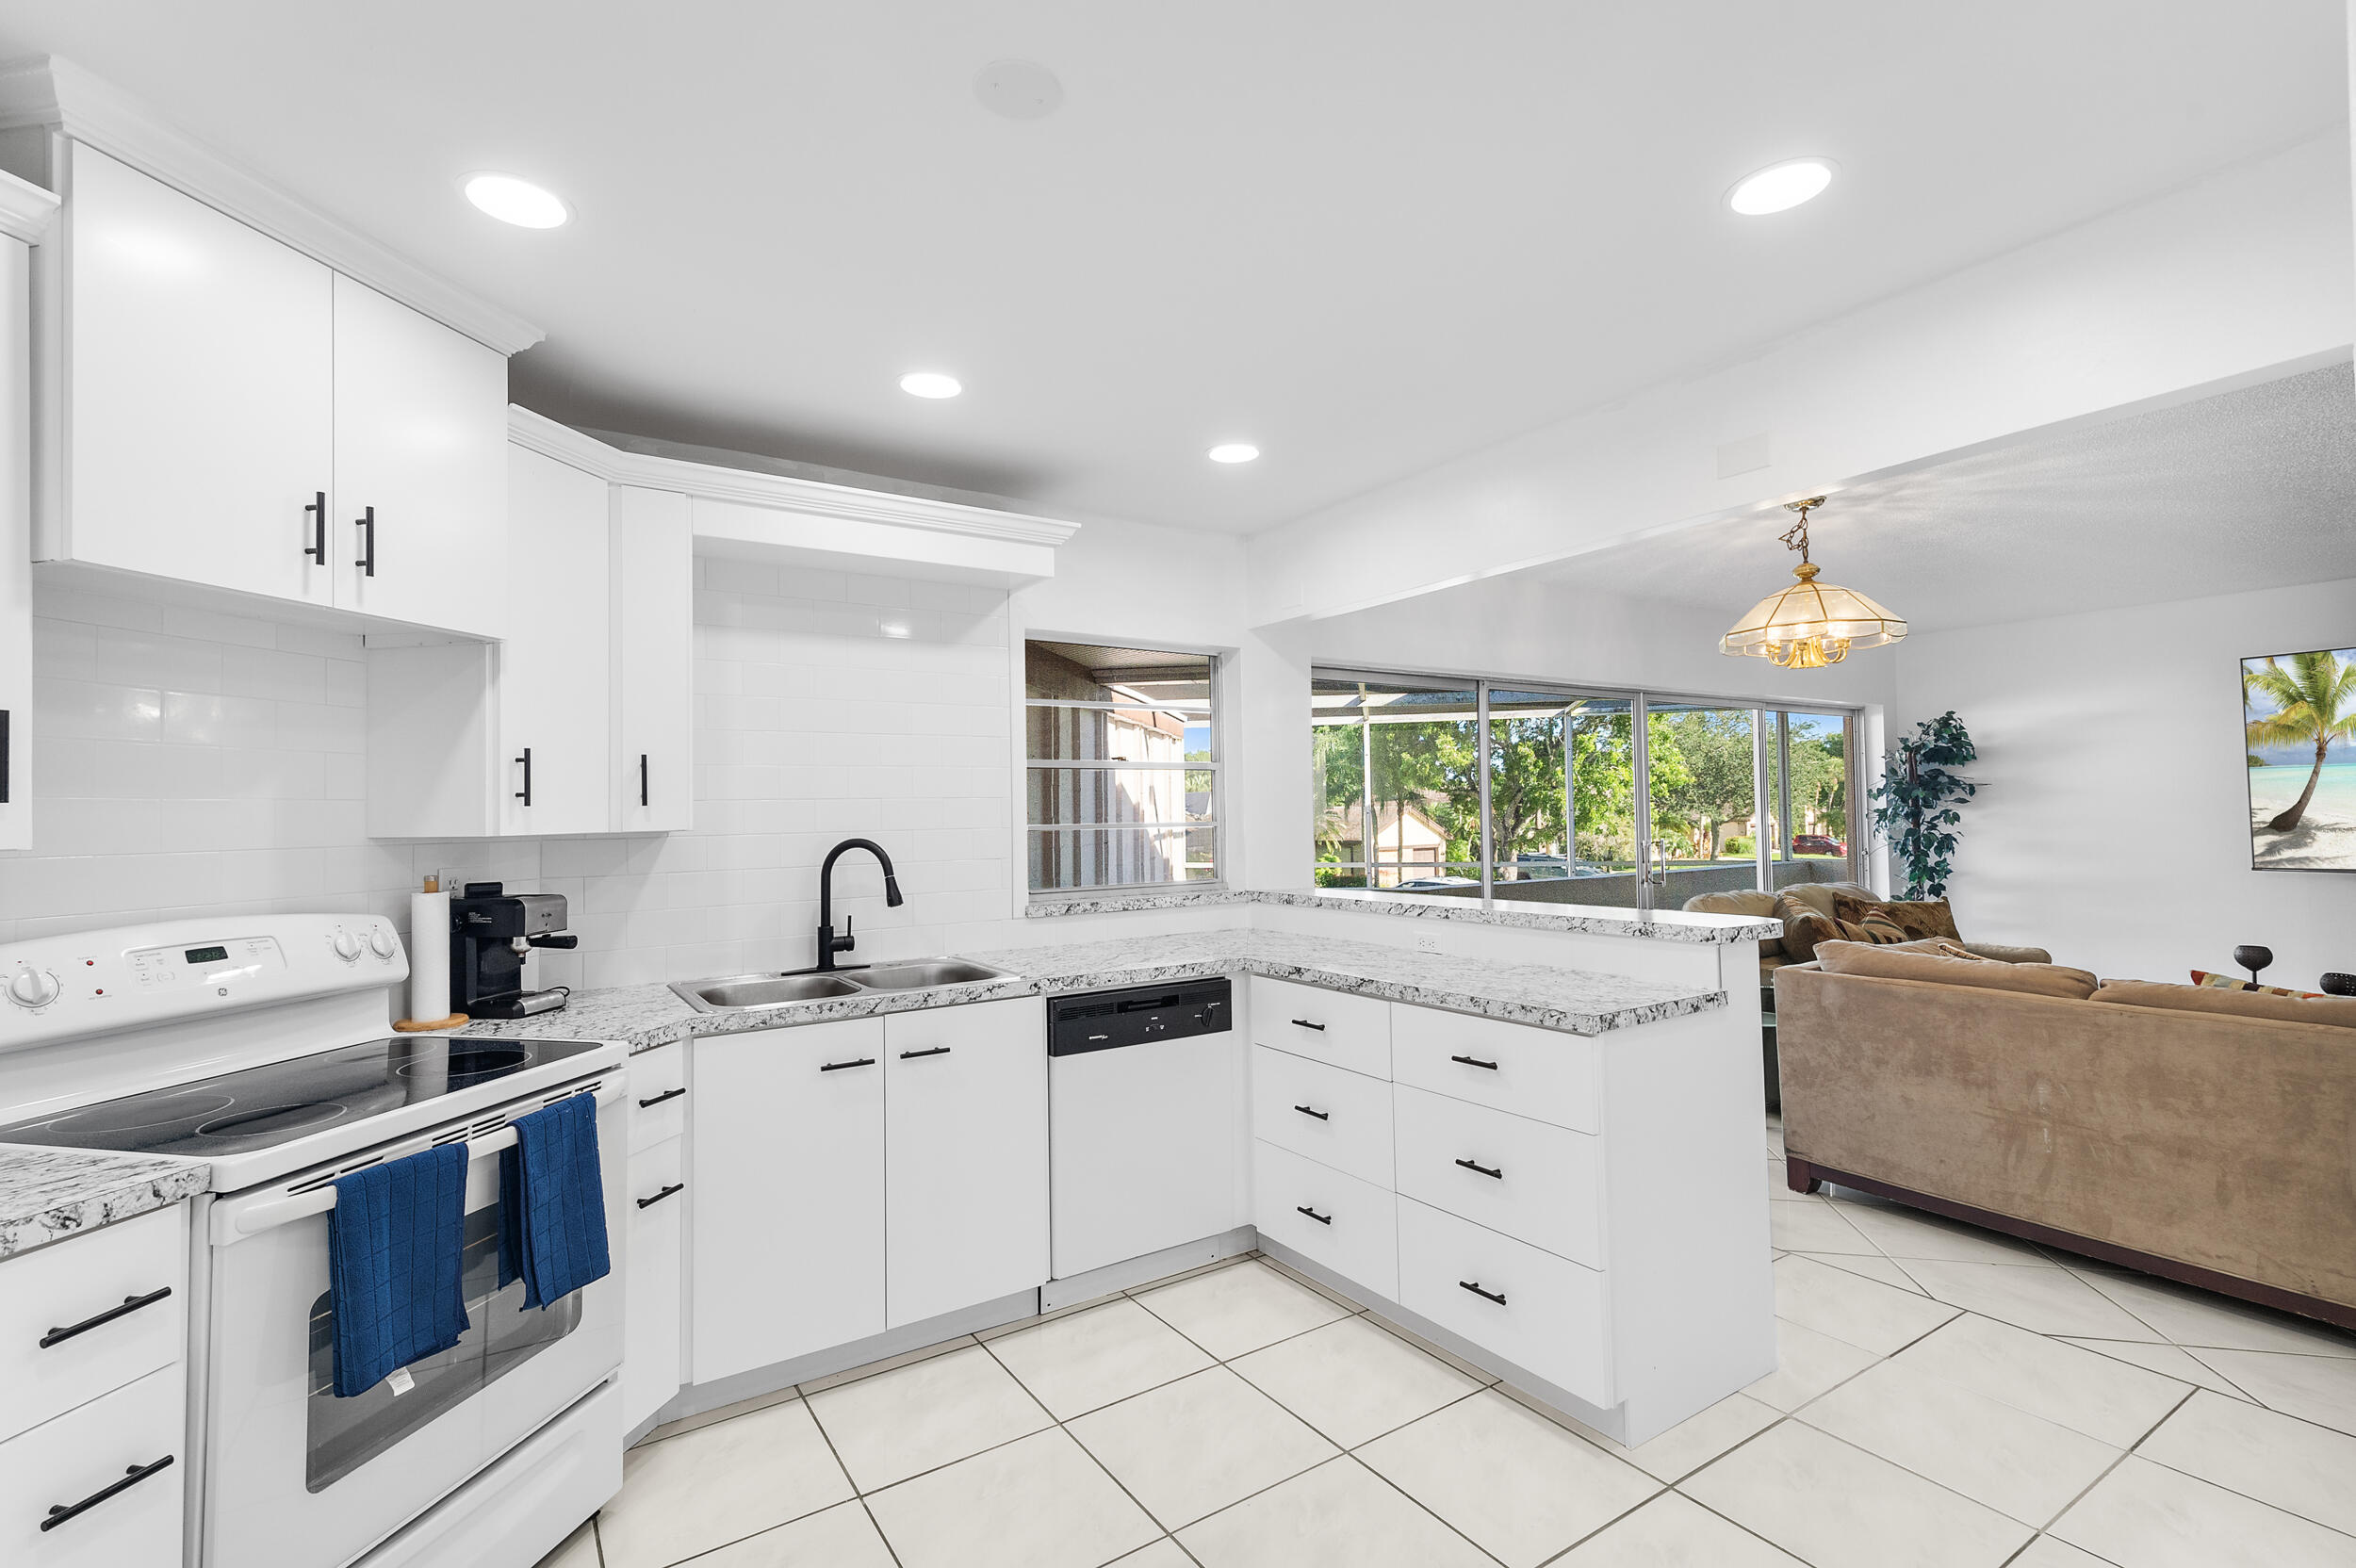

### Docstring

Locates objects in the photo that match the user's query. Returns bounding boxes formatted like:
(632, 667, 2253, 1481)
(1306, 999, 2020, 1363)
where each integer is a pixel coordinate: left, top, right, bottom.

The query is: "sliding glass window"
(1313, 667, 1857, 912)
(1028, 641, 1219, 893)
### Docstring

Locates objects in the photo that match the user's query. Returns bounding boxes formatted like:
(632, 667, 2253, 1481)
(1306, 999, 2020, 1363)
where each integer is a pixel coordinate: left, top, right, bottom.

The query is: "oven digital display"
(184, 945, 229, 964)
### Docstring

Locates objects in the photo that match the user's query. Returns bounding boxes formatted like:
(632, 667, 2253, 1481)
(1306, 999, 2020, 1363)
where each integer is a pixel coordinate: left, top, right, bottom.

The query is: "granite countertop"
(0, 1147, 209, 1262)
(1026, 886, 1782, 945)
(461, 928, 1725, 1056)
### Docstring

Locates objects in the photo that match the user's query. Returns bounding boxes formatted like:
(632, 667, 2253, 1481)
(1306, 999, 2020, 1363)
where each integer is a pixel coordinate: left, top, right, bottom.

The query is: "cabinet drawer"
(622, 1135, 685, 1433)
(0, 1363, 185, 1567)
(629, 1042, 686, 1154)
(1252, 1140, 1396, 1299)
(1249, 976, 1390, 1080)
(1251, 1046, 1393, 1189)
(1396, 1197, 1611, 1406)
(0, 1207, 187, 1444)
(1393, 1086, 1601, 1266)
(1391, 1004, 1599, 1133)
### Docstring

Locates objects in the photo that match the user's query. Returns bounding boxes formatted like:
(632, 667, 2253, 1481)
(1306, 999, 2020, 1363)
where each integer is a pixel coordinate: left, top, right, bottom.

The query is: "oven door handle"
(213, 1080, 625, 1246)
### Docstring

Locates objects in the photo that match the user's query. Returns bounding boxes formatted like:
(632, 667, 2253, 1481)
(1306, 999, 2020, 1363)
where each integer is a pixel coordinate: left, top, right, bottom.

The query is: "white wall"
(1894, 575, 2356, 987)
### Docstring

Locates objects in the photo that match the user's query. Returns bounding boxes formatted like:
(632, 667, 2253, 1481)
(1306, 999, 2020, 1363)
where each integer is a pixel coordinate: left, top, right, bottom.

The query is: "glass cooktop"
(0, 1037, 604, 1158)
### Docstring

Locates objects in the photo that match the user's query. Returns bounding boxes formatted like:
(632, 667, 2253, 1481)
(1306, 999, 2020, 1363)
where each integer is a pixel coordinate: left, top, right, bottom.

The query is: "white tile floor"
(541, 1116, 2356, 1568)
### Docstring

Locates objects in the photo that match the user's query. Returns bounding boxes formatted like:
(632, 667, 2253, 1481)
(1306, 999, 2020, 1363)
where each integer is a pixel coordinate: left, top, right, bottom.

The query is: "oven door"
(200, 1083, 625, 1568)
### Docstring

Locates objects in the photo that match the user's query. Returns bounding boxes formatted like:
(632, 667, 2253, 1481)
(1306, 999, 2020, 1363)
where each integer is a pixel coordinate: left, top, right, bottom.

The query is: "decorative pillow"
(2190, 970, 2325, 1000)
(1776, 882, 1879, 922)
(2098, 979, 2356, 1029)
(1832, 893, 1962, 943)
(1777, 895, 1908, 964)
(1814, 941, 2100, 1000)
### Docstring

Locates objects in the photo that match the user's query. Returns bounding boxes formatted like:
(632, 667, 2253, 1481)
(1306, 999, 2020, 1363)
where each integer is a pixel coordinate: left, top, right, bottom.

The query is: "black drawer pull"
(636, 1183, 685, 1210)
(819, 1057, 876, 1072)
(1455, 1158, 1504, 1180)
(1293, 1103, 1330, 1121)
(1449, 1054, 1499, 1070)
(636, 1086, 686, 1109)
(1459, 1280, 1507, 1306)
(899, 1047, 953, 1060)
(41, 1286, 172, 1349)
(303, 490, 326, 563)
(1290, 1018, 1327, 1032)
(1296, 1205, 1332, 1225)
(41, 1455, 173, 1532)
(353, 505, 376, 577)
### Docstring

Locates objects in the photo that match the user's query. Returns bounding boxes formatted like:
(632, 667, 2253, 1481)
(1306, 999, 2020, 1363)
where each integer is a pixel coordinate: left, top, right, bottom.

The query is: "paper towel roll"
(408, 889, 450, 1023)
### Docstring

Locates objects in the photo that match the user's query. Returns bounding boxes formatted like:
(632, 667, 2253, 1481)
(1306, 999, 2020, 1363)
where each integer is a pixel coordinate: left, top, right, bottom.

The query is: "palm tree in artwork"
(2245, 651, 2356, 831)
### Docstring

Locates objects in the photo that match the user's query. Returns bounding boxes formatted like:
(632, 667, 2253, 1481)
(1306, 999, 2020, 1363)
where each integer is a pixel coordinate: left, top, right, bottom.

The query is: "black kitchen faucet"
(815, 838, 904, 971)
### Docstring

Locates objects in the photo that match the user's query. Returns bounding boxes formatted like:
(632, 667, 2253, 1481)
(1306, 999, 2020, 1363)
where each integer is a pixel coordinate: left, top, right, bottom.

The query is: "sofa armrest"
(1961, 941, 2053, 965)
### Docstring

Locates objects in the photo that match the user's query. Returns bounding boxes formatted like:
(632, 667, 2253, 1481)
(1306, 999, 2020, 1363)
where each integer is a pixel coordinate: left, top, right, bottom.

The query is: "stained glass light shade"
(1720, 563, 1907, 669)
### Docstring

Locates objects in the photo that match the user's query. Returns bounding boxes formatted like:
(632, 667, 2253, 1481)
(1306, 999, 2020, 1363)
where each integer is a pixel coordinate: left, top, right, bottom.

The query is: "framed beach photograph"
(2245, 646, 2356, 872)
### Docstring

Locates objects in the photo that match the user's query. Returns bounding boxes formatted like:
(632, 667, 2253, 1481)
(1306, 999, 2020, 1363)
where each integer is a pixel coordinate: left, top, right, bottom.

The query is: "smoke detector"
(973, 59, 1065, 121)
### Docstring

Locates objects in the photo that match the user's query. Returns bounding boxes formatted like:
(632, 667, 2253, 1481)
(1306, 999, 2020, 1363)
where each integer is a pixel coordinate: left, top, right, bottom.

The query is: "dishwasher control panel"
(1048, 977, 1231, 1056)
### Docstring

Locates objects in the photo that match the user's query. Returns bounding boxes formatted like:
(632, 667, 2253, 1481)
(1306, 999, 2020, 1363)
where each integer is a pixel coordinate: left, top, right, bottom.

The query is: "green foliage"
(1647, 710, 1755, 858)
(1724, 836, 1756, 858)
(1869, 711, 1976, 900)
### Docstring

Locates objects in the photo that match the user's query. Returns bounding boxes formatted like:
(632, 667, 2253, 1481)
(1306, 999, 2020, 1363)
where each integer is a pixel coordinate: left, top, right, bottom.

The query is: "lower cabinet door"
(692, 1020, 886, 1382)
(621, 1135, 685, 1432)
(1396, 1197, 1612, 1407)
(1252, 1139, 1398, 1298)
(0, 1363, 185, 1567)
(884, 999, 1048, 1328)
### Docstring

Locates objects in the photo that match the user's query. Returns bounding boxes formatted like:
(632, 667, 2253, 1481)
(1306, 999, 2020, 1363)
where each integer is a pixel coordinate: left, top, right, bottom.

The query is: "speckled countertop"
(1026, 886, 1782, 945)
(461, 928, 1726, 1055)
(0, 1147, 207, 1261)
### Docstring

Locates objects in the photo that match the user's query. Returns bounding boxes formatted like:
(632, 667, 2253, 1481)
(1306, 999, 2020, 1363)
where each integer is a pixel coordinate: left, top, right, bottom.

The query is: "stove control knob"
(7, 968, 60, 1009)
(331, 931, 363, 963)
(368, 928, 397, 960)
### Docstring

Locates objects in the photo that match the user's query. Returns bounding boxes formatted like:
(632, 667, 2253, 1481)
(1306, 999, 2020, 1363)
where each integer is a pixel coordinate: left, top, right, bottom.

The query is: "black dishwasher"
(1049, 978, 1231, 1056)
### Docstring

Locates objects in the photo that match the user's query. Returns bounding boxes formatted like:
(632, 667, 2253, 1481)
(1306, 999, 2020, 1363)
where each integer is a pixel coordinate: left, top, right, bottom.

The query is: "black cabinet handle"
(41, 1455, 173, 1532)
(636, 1086, 685, 1109)
(1455, 1158, 1504, 1180)
(640, 753, 649, 808)
(304, 490, 326, 563)
(515, 747, 532, 806)
(1296, 1205, 1332, 1225)
(819, 1057, 875, 1072)
(1, 709, 9, 805)
(1449, 1054, 1499, 1070)
(635, 1183, 685, 1210)
(1290, 1019, 1327, 1032)
(899, 1046, 952, 1060)
(353, 505, 376, 577)
(1292, 1103, 1329, 1121)
(41, 1286, 172, 1349)
(1459, 1281, 1507, 1306)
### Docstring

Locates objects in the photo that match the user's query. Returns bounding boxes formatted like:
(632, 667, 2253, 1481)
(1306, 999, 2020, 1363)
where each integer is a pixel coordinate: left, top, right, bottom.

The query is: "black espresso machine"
(450, 882, 578, 1019)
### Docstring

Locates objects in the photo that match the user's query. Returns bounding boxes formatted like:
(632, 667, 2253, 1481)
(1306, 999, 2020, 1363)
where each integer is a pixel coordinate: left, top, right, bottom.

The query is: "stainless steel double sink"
(670, 957, 1011, 1013)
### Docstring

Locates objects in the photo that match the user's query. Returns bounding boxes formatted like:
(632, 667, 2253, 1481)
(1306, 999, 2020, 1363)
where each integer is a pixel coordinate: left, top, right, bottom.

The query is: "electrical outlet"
(1415, 933, 1443, 953)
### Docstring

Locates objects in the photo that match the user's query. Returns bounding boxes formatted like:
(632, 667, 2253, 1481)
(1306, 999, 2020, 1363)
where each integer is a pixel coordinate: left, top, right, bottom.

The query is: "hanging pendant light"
(1719, 497, 1906, 668)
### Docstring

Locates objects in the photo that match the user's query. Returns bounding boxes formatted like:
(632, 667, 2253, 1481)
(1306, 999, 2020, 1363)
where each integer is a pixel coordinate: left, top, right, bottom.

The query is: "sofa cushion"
(1961, 942, 2055, 965)
(1777, 882, 1879, 921)
(2095, 979, 2356, 1030)
(1777, 899, 1908, 963)
(1812, 939, 2100, 1000)
(1681, 889, 1786, 956)
(1832, 892, 1963, 942)
(2189, 970, 2327, 1000)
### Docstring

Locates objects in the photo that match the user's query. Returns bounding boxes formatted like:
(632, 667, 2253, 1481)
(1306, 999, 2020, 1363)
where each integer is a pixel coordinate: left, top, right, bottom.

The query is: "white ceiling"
(1536, 362, 2356, 632)
(0, 3, 2345, 532)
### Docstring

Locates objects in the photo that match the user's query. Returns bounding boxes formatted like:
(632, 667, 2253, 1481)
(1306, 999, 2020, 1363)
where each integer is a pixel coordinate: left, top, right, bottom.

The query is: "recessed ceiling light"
(463, 172, 569, 229)
(1727, 158, 1835, 217)
(973, 59, 1065, 121)
(899, 371, 963, 400)
(1207, 443, 1260, 465)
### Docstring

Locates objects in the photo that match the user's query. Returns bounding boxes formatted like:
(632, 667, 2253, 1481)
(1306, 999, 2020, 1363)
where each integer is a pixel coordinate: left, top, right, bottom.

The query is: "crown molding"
(0, 164, 57, 243)
(506, 406, 1083, 550)
(0, 55, 543, 354)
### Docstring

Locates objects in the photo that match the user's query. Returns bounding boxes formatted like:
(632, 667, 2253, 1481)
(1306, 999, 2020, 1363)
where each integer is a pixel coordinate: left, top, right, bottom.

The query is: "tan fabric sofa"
(1775, 952, 2356, 1330)
(1683, 882, 2050, 973)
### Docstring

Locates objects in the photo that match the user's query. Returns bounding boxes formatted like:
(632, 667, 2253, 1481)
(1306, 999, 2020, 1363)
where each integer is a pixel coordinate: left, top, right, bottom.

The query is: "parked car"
(1792, 834, 1847, 857)
(1392, 874, 1481, 890)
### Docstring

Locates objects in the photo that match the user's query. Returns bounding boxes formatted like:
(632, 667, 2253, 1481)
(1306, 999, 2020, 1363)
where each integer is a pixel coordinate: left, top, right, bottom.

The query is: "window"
(1313, 666, 1857, 910)
(1027, 641, 1219, 893)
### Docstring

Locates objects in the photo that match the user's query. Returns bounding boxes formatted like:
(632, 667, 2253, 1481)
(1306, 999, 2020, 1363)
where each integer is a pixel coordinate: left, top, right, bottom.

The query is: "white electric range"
(0, 915, 629, 1568)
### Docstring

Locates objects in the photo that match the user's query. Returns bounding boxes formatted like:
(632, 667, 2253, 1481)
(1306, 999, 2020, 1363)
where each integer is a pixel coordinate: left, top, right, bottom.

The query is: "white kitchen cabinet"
(0, 1206, 187, 1443)
(0, 1363, 185, 1568)
(0, 204, 40, 854)
(364, 443, 610, 838)
(691, 1019, 886, 1382)
(621, 1135, 685, 1433)
(328, 274, 508, 638)
(882, 998, 1048, 1328)
(34, 144, 507, 636)
(609, 487, 694, 832)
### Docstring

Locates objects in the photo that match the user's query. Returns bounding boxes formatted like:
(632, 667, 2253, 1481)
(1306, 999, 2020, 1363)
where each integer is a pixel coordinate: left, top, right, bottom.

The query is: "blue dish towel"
(498, 1092, 612, 1310)
(328, 1142, 471, 1397)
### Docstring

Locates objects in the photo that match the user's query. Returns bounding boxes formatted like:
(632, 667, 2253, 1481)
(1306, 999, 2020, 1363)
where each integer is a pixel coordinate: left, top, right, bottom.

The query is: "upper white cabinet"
(32, 143, 511, 637)
(610, 487, 694, 832)
(0, 172, 54, 854)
